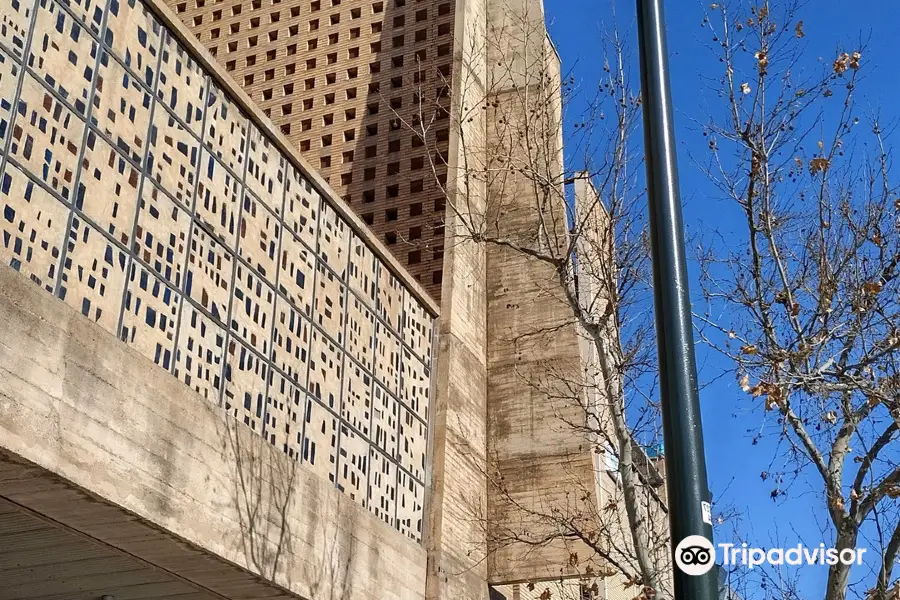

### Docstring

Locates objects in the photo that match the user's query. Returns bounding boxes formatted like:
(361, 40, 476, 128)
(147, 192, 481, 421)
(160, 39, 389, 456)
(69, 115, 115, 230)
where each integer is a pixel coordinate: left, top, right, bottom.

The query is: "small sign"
(701, 501, 712, 525)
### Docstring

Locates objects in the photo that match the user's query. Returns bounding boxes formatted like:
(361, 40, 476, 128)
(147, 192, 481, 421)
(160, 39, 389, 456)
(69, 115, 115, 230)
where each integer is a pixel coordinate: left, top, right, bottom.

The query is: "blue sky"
(544, 0, 900, 595)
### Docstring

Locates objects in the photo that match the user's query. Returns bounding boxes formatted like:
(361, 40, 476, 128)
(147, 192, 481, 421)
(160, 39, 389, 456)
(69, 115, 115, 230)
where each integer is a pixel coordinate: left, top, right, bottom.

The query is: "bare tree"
(694, 2, 900, 599)
(397, 3, 673, 598)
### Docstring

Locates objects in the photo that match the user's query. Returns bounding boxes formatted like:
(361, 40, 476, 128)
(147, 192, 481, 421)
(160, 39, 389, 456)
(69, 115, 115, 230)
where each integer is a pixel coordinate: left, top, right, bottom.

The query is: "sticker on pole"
(701, 501, 712, 525)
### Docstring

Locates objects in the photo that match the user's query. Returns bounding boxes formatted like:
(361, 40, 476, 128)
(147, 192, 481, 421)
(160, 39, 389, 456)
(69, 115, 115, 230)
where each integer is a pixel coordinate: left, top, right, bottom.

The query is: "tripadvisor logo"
(675, 535, 716, 576)
(674, 536, 869, 576)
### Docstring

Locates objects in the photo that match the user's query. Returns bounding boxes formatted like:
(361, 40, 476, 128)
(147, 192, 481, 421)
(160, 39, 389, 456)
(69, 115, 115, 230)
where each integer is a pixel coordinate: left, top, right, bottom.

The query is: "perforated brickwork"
(166, 0, 455, 301)
(0, 0, 435, 541)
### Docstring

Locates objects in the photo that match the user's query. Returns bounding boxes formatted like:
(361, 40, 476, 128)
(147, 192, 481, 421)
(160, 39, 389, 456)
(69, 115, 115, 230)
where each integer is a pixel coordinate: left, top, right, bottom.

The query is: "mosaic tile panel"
(402, 348, 431, 423)
(204, 81, 246, 175)
(223, 337, 267, 432)
(157, 31, 204, 132)
(0, 50, 19, 149)
(91, 52, 153, 164)
(59, 216, 128, 334)
(308, 327, 343, 412)
(0, 0, 35, 60)
(264, 370, 304, 459)
(371, 383, 399, 458)
(277, 225, 314, 317)
(283, 164, 317, 249)
(378, 266, 404, 332)
(120, 260, 179, 369)
(230, 260, 275, 356)
(244, 125, 284, 207)
(186, 220, 232, 323)
(271, 295, 310, 387)
(10, 73, 85, 202)
(238, 189, 279, 280)
(317, 199, 348, 280)
(374, 322, 401, 397)
(346, 294, 375, 373)
(397, 471, 424, 541)
(147, 104, 198, 206)
(342, 361, 372, 437)
(175, 302, 226, 402)
(302, 394, 338, 483)
(28, 0, 98, 116)
(348, 231, 377, 307)
(0, 161, 67, 292)
(133, 182, 189, 287)
(313, 262, 344, 345)
(399, 405, 427, 481)
(195, 150, 240, 247)
(337, 423, 368, 504)
(0, 0, 437, 542)
(104, 0, 162, 89)
(77, 129, 140, 246)
(403, 289, 434, 365)
(56, 0, 103, 37)
(368, 448, 397, 528)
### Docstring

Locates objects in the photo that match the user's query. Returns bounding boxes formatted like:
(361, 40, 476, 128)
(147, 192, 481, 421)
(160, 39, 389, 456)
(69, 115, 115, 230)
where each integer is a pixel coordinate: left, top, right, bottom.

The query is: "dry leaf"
(823, 411, 837, 424)
(795, 20, 804, 38)
(598, 566, 618, 579)
(741, 344, 759, 355)
(850, 51, 862, 70)
(834, 53, 850, 75)
(740, 82, 752, 95)
(810, 157, 831, 175)
(739, 374, 750, 392)
(755, 50, 769, 75)
(863, 281, 884, 295)
(749, 382, 784, 409)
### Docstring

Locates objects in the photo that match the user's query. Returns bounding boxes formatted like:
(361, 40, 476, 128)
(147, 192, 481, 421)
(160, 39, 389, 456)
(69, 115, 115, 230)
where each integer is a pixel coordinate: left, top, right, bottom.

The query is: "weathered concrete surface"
(483, 0, 602, 584)
(424, 0, 491, 598)
(0, 263, 426, 600)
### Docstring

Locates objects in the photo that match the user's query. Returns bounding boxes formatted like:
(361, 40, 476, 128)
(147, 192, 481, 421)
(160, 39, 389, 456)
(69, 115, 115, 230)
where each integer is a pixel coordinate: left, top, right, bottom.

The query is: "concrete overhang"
(0, 264, 426, 600)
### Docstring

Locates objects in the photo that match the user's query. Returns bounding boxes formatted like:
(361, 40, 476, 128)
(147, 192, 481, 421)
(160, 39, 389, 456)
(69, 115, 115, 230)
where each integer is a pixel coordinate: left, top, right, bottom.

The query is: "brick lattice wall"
(166, 0, 456, 301)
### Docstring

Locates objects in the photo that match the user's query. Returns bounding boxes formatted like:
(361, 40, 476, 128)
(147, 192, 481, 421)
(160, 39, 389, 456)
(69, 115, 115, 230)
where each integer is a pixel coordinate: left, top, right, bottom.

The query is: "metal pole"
(635, 1, 718, 599)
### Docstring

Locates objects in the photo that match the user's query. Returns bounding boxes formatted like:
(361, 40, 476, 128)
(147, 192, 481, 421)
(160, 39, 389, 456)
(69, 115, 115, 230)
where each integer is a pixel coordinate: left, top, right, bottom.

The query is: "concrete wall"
(482, 0, 601, 585)
(425, 0, 490, 598)
(0, 262, 427, 600)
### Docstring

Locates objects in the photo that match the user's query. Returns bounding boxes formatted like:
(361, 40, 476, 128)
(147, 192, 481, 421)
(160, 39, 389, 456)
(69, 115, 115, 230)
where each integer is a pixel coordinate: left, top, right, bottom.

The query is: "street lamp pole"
(635, 0, 719, 598)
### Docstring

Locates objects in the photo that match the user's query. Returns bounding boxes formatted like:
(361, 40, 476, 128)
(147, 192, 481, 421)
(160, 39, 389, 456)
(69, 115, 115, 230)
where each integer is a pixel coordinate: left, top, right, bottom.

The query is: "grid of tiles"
(0, 0, 434, 541)
(167, 0, 455, 301)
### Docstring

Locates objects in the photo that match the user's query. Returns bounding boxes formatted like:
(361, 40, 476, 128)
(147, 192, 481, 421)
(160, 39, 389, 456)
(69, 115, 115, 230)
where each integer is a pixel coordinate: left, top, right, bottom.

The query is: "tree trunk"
(598, 333, 667, 598)
(824, 525, 858, 600)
